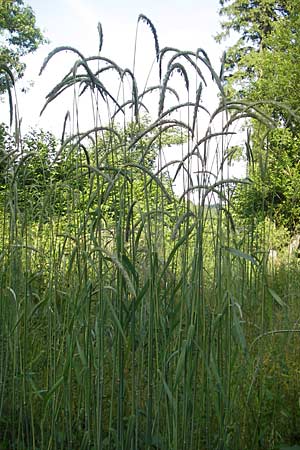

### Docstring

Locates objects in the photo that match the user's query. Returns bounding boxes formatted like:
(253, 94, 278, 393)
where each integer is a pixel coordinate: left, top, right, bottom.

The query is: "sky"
(7, 0, 225, 134)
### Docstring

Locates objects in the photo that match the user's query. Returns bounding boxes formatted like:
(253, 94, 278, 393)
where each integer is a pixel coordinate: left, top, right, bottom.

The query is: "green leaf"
(268, 288, 286, 307)
(224, 246, 258, 265)
(105, 298, 127, 343)
(101, 248, 137, 298)
(158, 370, 176, 413)
(232, 300, 248, 355)
(44, 376, 64, 404)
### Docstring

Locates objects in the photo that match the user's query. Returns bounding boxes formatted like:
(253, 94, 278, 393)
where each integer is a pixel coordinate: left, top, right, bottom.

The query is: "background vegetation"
(0, 0, 46, 94)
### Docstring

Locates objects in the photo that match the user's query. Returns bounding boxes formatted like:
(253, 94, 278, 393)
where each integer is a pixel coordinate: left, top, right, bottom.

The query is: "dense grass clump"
(1, 17, 300, 450)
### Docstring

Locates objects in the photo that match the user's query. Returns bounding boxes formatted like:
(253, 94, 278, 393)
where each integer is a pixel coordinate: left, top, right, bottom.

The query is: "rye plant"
(1, 16, 300, 450)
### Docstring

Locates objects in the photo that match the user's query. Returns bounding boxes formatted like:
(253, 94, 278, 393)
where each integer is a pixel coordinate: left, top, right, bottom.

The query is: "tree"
(216, 0, 291, 99)
(232, 128, 300, 231)
(0, 0, 46, 93)
(216, 0, 300, 232)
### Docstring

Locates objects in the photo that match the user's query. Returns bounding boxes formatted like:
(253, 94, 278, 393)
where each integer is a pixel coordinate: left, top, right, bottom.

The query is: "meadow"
(1, 16, 300, 450)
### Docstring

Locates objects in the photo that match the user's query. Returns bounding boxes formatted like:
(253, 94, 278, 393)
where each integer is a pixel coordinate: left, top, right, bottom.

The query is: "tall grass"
(1, 17, 300, 450)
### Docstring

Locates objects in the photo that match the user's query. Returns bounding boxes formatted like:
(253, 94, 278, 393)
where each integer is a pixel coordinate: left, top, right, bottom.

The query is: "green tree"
(0, 0, 46, 93)
(233, 128, 300, 231)
(216, 0, 300, 231)
(216, 0, 292, 100)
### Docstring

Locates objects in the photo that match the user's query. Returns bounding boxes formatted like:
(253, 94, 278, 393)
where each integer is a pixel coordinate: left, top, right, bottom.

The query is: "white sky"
(6, 0, 224, 134)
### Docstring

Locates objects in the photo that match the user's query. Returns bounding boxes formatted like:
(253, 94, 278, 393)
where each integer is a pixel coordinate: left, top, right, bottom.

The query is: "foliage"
(217, 0, 300, 232)
(216, 0, 293, 101)
(232, 128, 300, 231)
(216, 0, 300, 117)
(0, 119, 183, 230)
(0, 0, 46, 94)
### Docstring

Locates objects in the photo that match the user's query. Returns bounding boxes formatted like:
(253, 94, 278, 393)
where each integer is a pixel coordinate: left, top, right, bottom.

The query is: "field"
(1, 16, 300, 450)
